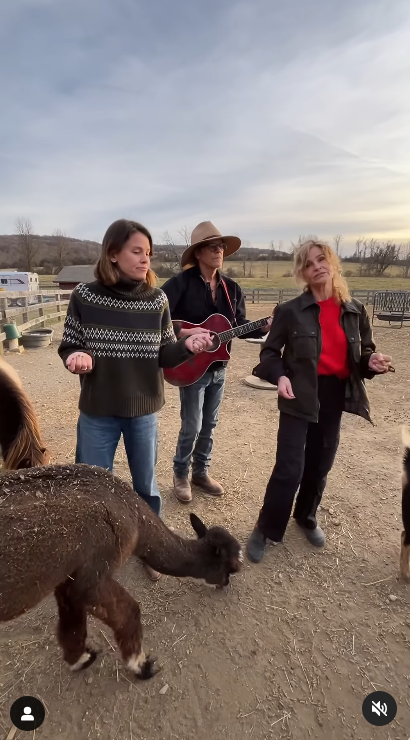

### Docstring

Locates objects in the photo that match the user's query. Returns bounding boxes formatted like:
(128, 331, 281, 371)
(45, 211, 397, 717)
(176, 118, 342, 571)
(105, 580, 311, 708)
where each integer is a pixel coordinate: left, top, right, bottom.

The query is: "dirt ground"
(0, 306, 409, 740)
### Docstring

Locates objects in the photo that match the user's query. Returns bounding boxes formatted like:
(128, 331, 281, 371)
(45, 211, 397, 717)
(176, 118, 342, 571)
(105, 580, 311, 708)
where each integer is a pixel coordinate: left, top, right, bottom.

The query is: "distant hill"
(0, 233, 292, 273)
(0, 234, 102, 272)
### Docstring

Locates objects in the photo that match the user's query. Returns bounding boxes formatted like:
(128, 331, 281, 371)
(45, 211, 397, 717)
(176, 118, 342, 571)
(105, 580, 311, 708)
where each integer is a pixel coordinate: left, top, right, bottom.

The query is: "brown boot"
(173, 474, 192, 503)
(191, 473, 224, 496)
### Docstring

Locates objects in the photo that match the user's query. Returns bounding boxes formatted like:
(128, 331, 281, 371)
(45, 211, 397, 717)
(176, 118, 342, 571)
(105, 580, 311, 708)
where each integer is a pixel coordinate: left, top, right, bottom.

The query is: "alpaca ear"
(190, 513, 207, 539)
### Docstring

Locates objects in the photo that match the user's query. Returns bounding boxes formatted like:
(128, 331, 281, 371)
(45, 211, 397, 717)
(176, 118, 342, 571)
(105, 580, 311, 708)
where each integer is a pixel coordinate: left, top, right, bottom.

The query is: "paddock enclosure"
(0, 308, 409, 740)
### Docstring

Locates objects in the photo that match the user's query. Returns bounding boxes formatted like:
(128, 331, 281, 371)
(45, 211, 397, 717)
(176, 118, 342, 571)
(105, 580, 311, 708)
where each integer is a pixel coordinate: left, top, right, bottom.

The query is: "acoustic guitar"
(164, 313, 271, 387)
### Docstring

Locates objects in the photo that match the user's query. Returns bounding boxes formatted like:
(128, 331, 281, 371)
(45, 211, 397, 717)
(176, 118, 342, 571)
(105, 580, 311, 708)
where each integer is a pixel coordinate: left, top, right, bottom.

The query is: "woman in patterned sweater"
(58, 219, 212, 579)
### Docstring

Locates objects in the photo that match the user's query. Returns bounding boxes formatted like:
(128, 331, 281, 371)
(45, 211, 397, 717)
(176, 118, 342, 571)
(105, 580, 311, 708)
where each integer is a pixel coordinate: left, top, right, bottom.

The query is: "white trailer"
(0, 272, 40, 305)
(0, 271, 39, 292)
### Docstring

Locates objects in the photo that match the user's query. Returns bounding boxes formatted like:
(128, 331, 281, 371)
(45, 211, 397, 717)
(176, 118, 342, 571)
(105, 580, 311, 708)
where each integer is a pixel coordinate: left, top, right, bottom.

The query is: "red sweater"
(317, 297, 350, 378)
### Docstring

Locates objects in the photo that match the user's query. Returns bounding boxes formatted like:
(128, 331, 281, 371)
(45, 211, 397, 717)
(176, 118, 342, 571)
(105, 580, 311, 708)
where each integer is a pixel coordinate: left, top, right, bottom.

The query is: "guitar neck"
(217, 317, 270, 344)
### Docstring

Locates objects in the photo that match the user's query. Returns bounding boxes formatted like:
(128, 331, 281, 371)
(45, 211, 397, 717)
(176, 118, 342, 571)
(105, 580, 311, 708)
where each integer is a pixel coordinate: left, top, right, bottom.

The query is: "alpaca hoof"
(81, 649, 98, 670)
(136, 655, 160, 680)
(69, 649, 98, 672)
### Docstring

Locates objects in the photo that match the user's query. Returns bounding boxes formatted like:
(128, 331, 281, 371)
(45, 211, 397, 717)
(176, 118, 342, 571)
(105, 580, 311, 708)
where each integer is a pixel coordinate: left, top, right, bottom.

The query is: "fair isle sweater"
(58, 279, 192, 417)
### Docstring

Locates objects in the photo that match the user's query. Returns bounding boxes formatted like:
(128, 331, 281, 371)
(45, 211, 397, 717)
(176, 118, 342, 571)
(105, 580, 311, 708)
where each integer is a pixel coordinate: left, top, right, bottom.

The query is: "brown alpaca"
(0, 356, 48, 469)
(0, 465, 243, 678)
(0, 360, 243, 680)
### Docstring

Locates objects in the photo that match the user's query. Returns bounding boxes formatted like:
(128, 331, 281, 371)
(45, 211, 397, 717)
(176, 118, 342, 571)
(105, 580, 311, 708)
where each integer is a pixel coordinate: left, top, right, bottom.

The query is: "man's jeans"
(173, 367, 226, 478)
(75, 411, 161, 516)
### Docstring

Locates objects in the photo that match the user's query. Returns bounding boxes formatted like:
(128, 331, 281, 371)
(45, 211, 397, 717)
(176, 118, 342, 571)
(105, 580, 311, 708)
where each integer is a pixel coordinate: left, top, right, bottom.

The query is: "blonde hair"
(95, 219, 157, 289)
(293, 240, 351, 303)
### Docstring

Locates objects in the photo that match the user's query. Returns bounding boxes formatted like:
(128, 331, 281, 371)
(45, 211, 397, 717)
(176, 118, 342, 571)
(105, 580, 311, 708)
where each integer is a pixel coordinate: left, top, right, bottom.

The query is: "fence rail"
(2, 286, 409, 351)
(241, 288, 399, 305)
(0, 289, 71, 352)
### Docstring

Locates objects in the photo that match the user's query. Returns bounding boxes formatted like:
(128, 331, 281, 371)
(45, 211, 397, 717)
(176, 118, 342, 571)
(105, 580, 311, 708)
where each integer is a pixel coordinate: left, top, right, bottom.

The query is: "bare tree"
(291, 234, 319, 250)
(162, 231, 181, 273)
(366, 240, 400, 276)
(15, 216, 39, 272)
(53, 228, 68, 271)
(266, 240, 276, 278)
(353, 237, 364, 260)
(333, 234, 343, 256)
(354, 237, 369, 275)
(177, 225, 191, 248)
(240, 239, 253, 277)
(398, 241, 410, 278)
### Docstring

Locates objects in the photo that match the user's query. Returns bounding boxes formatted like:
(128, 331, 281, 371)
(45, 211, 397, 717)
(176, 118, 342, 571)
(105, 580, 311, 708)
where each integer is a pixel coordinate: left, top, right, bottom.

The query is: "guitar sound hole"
(210, 334, 221, 351)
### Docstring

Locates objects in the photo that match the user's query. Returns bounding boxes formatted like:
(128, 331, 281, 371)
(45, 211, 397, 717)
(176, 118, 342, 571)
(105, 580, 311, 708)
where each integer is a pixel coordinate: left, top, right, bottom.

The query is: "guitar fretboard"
(217, 317, 270, 344)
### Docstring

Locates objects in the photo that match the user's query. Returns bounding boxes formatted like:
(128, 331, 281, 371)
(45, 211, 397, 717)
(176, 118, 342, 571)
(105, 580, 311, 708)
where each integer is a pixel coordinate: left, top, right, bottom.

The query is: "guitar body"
(164, 315, 233, 387)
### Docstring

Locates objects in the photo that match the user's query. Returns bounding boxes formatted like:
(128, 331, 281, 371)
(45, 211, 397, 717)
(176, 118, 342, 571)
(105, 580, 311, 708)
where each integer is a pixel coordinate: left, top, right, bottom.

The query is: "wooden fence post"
(0, 296, 7, 355)
(39, 293, 45, 327)
(22, 296, 28, 324)
(56, 292, 62, 322)
(0, 295, 7, 320)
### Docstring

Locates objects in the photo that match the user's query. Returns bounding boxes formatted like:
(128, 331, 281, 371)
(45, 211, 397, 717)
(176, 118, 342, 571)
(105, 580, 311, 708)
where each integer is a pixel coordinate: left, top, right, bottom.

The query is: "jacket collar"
(190, 264, 222, 284)
(341, 299, 360, 314)
(299, 291, 317, 310)
(299, 290, 360, 314)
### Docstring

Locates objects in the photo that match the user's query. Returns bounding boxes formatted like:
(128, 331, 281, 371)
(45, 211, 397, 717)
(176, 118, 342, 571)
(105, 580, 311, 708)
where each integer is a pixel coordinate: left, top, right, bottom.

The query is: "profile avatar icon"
(21, 706, 34, 722)
(10, 695, 45, 730)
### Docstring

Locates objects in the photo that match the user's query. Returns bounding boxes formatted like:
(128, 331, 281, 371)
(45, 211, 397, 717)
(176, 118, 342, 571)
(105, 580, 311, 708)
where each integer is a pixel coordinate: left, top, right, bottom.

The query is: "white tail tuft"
(401, 426, 410, 450)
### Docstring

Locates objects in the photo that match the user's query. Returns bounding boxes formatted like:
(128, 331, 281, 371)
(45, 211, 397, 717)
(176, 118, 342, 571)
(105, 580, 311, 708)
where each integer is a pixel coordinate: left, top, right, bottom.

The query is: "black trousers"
(258, 376, 346, 542)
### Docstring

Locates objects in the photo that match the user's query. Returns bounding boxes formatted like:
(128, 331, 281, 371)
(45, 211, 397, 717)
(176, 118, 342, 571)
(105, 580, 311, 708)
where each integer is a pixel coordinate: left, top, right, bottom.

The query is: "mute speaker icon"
(372, 701, 387, 717)
(362, 691, 396, 726)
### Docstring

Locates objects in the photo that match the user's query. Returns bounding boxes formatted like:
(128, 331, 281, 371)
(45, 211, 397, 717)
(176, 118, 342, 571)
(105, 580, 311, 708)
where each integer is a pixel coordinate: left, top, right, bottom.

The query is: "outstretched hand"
(368, 352, 393, 373)
(66, 352, 93, 374)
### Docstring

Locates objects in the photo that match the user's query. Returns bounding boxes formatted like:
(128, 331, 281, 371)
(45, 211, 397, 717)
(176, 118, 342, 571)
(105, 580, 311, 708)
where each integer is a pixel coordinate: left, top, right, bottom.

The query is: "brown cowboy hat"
(181, 221, 241, 268)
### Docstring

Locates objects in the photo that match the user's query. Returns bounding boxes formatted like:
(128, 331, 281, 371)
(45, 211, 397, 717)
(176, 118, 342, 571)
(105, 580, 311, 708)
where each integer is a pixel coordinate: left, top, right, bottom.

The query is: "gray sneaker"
(246, 527, 267, 563)
(296, 523, 326, 547)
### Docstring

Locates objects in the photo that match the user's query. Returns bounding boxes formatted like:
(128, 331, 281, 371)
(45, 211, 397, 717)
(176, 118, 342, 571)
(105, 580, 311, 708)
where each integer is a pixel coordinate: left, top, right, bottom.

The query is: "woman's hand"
(277, 375, 295, 399)
(368, 352, 393, 374)
(178, 326, 211, 339)
(185, 333, 214, 354)
(66, 352, 93, 374)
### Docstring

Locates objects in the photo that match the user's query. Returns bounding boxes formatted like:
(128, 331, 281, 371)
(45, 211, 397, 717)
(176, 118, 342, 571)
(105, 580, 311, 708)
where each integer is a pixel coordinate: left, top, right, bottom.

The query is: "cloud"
(0, 0, 409, 251)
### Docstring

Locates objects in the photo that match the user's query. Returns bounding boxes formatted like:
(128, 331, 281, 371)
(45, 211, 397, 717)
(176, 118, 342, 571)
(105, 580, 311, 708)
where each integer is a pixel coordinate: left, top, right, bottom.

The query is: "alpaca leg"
(400, 531, 410, 580)
(54, 581, 98, 671)
(89, 577, 159, 679)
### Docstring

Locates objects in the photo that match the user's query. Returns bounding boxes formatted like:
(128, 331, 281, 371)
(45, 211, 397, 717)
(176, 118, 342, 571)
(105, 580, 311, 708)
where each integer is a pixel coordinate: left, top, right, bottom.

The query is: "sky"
(1, 0, 409, 253)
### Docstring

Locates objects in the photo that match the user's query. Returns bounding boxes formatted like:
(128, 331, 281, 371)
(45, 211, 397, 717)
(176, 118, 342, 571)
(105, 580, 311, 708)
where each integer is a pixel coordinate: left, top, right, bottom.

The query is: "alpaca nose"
(216, 575, 230, 590)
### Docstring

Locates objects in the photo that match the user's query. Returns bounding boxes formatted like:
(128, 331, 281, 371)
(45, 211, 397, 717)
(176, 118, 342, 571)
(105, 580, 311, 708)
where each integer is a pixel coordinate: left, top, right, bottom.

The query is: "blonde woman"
(247, 240, 393, 562)
(58, 219, 213, 579)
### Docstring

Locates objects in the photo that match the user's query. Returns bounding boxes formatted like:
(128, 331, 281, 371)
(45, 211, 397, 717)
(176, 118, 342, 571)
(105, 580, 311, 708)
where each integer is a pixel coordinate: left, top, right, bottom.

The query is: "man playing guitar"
(162, 221, 271, 503)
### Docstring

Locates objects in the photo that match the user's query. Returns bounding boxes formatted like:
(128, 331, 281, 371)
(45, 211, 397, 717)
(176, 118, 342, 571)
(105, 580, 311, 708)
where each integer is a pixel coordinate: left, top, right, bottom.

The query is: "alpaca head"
(189, 513, 243, 587)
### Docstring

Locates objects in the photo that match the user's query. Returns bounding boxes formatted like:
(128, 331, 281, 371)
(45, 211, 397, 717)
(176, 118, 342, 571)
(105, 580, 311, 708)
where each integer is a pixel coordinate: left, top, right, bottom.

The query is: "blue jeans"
(173, 367, 226, 478)
(75, 412, 161, 516)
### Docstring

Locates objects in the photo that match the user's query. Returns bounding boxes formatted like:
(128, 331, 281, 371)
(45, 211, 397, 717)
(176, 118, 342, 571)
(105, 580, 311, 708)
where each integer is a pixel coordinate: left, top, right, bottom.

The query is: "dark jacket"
(161, 266, 265, 354)
(253, 291, 377, 423)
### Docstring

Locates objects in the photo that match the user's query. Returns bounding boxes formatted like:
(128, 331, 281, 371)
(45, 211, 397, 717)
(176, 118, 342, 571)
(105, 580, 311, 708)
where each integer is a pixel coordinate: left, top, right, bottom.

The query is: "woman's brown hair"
(293, 239, 351, 303)
(95, 219, 157, 288)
